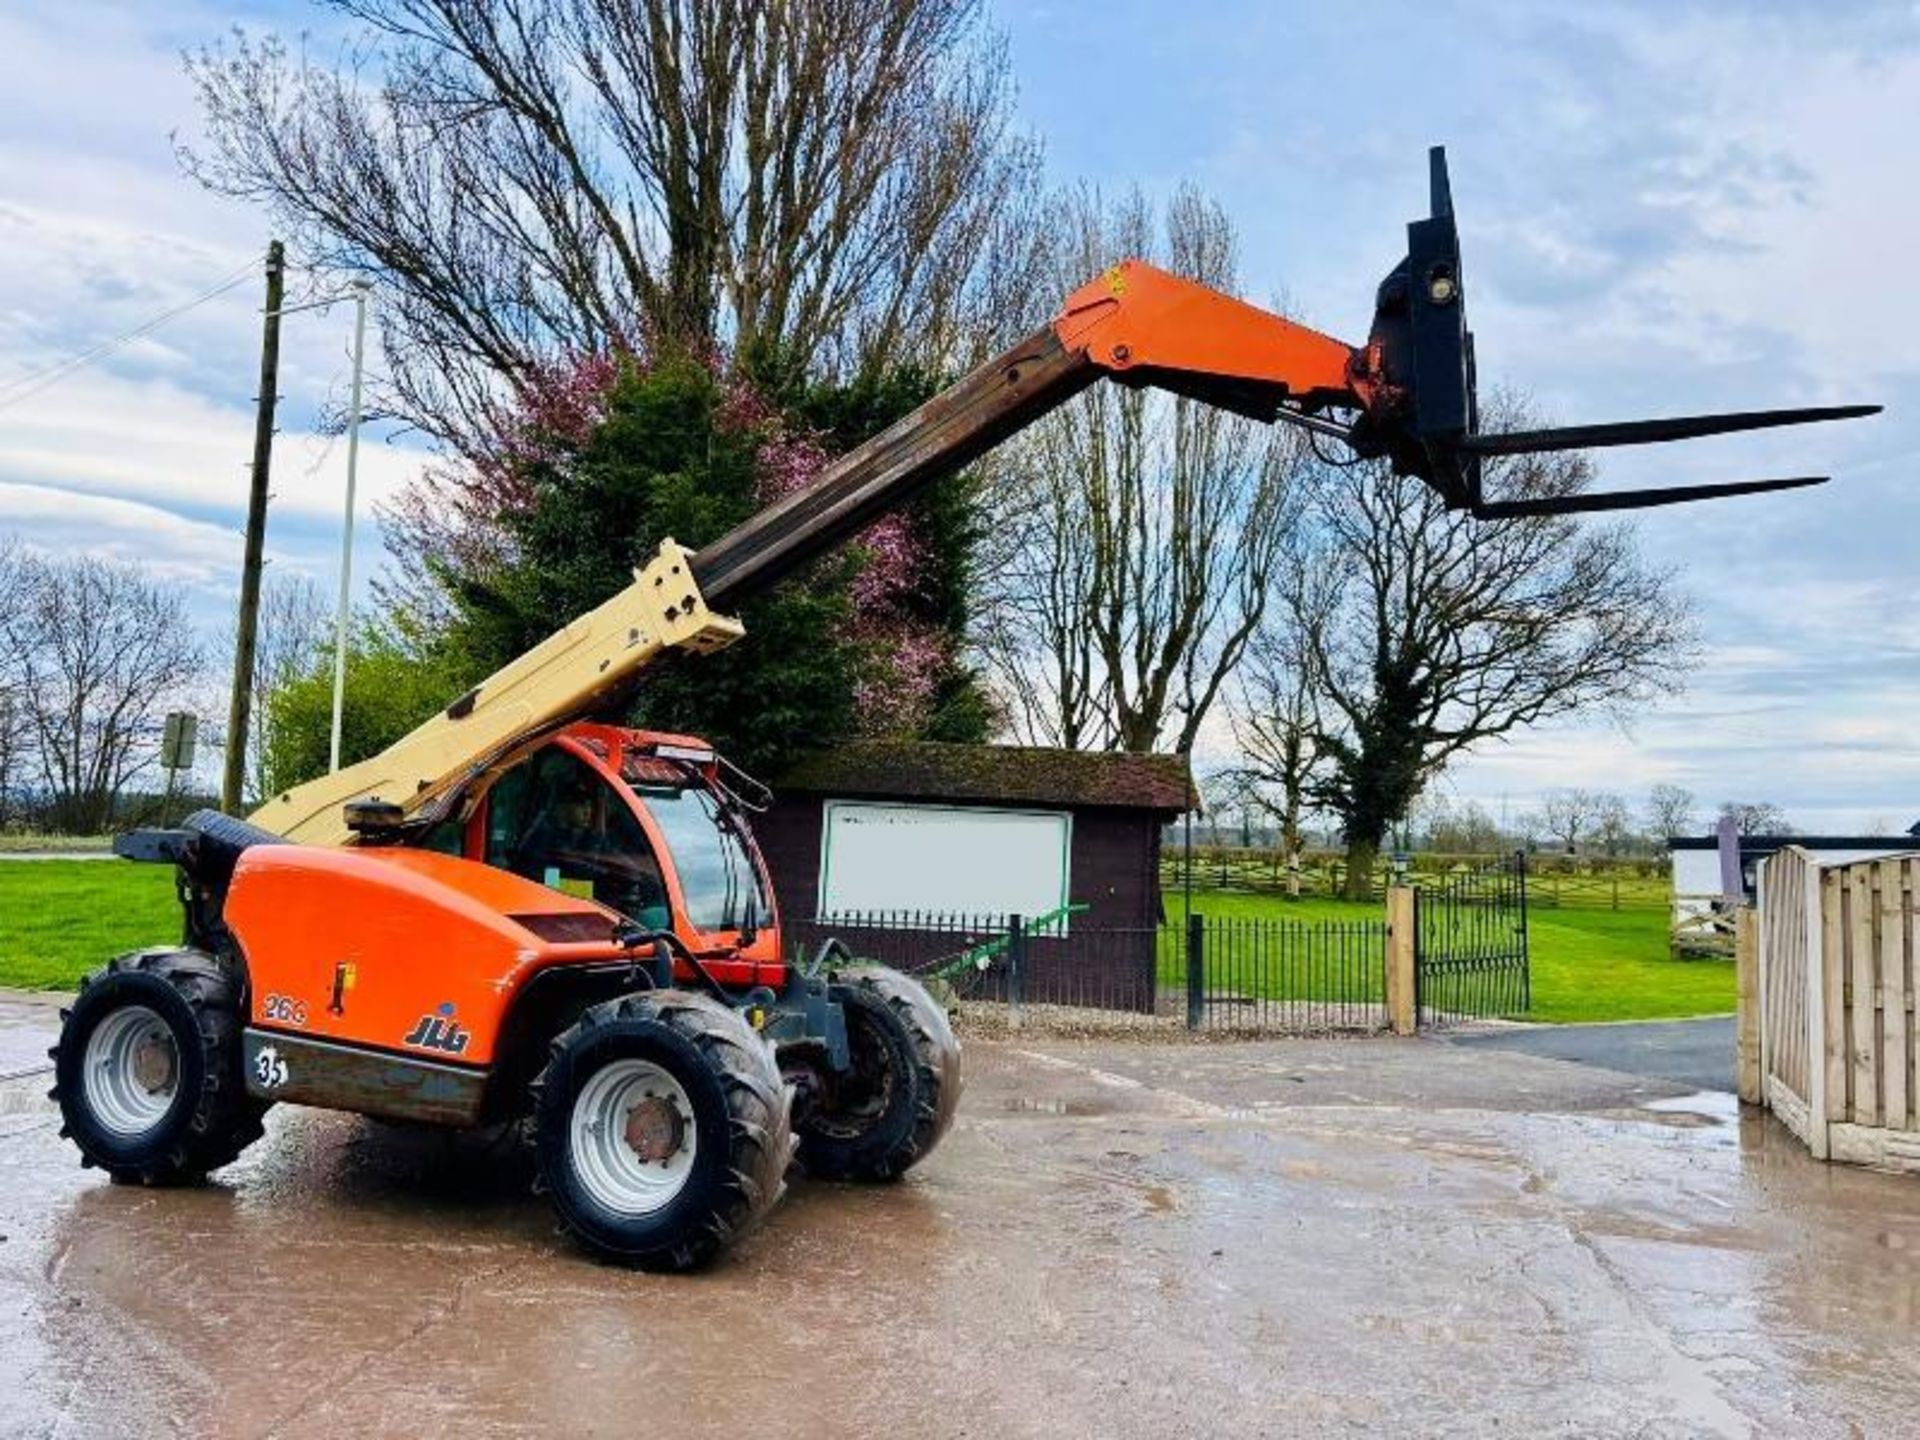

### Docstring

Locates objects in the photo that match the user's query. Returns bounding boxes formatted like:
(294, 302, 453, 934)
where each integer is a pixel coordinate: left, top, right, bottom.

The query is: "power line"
(0, 259, 260, 415)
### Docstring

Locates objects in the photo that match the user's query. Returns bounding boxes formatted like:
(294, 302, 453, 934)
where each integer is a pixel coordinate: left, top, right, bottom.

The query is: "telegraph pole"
(222, 239, 285, 814)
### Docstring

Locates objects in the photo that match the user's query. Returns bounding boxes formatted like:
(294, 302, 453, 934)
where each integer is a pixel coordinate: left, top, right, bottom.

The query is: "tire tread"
(54, 947, 266, 1185)
(534, 989, 792, 1271)
(799, 965, 962, 1182)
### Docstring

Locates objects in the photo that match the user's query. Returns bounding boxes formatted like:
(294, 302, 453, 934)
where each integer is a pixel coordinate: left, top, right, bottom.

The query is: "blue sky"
(1, 1, 1916, 831)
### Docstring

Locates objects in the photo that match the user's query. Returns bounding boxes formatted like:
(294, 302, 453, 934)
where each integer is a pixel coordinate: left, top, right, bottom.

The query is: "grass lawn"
(1524, 904, 1733, 1024)
(0, 861, 181, 990)
(1163, 887, 1733, 1024)
(1153, 894, 1390, 1008)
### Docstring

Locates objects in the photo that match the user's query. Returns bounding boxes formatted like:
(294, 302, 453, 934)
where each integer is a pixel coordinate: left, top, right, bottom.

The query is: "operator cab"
(421, 724, 780, 973)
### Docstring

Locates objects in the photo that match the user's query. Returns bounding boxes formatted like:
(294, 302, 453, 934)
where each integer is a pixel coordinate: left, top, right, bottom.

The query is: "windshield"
(633, 783, 768, 933)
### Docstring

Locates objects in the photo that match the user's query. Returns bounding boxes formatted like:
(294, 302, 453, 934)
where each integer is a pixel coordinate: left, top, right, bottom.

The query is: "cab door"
(478, 743, 674, 932)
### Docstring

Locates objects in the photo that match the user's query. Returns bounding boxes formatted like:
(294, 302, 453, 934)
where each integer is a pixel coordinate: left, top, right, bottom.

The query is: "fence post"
(1734, 905, 1761, 1105)
(1515, 850, 1531, 1015)
(1803, 864, 1830, 1158)
(1185, 912, 1205, 1029)
(1385, 886, 1417, 1036)
(1007, 914, 1026, 1028)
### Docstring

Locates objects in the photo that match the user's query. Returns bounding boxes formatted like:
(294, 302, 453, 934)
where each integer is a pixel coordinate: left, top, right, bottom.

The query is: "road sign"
(161, 711, 198, 772)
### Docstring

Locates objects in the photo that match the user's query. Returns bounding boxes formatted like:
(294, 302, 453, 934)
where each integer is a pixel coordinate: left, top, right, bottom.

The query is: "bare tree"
(978, 185, 1305, 753)
(1719, 800, 1793, 837)
(244, 575, 331, 803)
(0, 690, 21, 831)
(1644, 783, 1697, 843)
(973, 437, 1106, 749)
(0, 555, 203, 834)
(1422, 796, 1505, 854)
(182, 0, 1044, 451)
(1197, 767, 1264, 848)
(0, 537, 29, 830)
(1539, 789, 1604, 853)
(1289, 438, 1694, 898)
(1593, 791, 1635, 856)
(1227, 623, 1324, 894)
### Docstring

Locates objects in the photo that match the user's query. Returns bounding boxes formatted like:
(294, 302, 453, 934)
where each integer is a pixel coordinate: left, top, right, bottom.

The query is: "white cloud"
(0, 0, 426, 630)
(0, 366, 428, 522)
(2, 481, 243, 580)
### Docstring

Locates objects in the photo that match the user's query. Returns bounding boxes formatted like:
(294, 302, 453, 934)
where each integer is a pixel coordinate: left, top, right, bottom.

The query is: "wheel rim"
(810, 1005, 897, 1141)
(82, 1005, 181, 1137)
(569, 1058, 698, 1216)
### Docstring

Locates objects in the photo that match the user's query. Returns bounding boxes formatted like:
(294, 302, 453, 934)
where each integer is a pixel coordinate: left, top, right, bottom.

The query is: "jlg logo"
(403, 1003, 471, 1055)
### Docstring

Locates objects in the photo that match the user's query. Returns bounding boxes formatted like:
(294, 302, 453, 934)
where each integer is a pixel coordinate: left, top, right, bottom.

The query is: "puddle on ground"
(0, 1083, 54, 1117)
(1641, 1091, 1739, 1127)
(1001, 1096, 1105, 1116)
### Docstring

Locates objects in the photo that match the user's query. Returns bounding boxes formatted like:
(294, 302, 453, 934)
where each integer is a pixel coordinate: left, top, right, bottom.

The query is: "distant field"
(0, 833, 113, 854)
(0, 861, 180, 989)
(1164, 850, 1674, 912)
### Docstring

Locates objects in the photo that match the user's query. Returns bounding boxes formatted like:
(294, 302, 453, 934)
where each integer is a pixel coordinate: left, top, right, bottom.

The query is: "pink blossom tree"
(381, 348, 954, 735)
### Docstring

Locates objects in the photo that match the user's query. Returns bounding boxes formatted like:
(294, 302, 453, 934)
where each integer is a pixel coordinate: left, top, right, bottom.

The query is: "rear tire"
(532, 990, 792, 1272)
(52, 949, 266, 1185)
(796, 966, 962, 1182)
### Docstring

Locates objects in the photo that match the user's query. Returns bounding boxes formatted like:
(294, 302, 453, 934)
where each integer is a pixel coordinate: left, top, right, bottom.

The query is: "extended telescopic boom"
(252, 148, 1878, 845)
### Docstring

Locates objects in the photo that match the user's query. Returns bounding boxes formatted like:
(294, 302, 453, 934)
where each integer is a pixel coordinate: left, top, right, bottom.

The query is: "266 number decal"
(262, 993, 308, 1027)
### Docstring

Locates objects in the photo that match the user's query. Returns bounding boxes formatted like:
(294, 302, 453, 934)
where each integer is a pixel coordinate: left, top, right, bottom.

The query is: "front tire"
(532, 990, 792, 1272)
(796, 967, 962, 1183)
(52, 949, 266, 1184)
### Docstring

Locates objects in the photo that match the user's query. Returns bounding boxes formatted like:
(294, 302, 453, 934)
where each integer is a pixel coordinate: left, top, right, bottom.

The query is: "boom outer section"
(690, 260, 1371, 604)
(1053, 260, 1365, 419)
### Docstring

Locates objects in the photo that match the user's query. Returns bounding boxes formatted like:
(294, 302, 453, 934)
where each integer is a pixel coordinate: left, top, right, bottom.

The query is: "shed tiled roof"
(775, 741, 1195, 813)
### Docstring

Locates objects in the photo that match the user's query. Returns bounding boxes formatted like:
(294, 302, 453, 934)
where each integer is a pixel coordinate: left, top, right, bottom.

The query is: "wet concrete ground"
(5, 995, 1920, 1438)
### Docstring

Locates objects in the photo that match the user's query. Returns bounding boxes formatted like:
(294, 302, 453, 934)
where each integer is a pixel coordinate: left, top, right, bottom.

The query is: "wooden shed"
(754, 741, 1195, 1010)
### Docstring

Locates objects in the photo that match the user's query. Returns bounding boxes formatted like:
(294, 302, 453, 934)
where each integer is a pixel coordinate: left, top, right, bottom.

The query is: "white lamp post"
(328, 280, 372, 773)
(275, 280, 375, 775)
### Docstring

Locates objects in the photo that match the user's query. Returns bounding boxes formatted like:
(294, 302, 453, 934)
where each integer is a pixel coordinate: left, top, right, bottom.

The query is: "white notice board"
(817, 801, 1072, 924)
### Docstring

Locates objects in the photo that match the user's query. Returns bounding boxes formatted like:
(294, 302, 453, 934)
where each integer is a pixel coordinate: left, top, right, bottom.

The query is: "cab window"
(484, 746, 671, 930)
(633, 783, 768, 933)
(418, 815, 467, 856)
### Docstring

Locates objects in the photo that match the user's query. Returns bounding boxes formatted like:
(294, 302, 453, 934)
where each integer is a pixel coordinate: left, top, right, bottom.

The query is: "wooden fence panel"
(1848, 865, 1877, 1126)
(1758, 847, 1813, 1144)
(1820, 864, 1843, 1137)
(1831, 857, 1920, 1134)
(1756, 850, 1920, 1169)
(1879, 859, 1909, 1131)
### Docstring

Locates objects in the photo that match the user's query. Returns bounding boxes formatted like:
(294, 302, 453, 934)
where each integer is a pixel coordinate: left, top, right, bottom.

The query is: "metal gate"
(1416, 852, 1531, 1023)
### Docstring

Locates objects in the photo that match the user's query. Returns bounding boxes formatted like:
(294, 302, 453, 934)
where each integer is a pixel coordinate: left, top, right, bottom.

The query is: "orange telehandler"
(51, 150, 1877, 1270)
